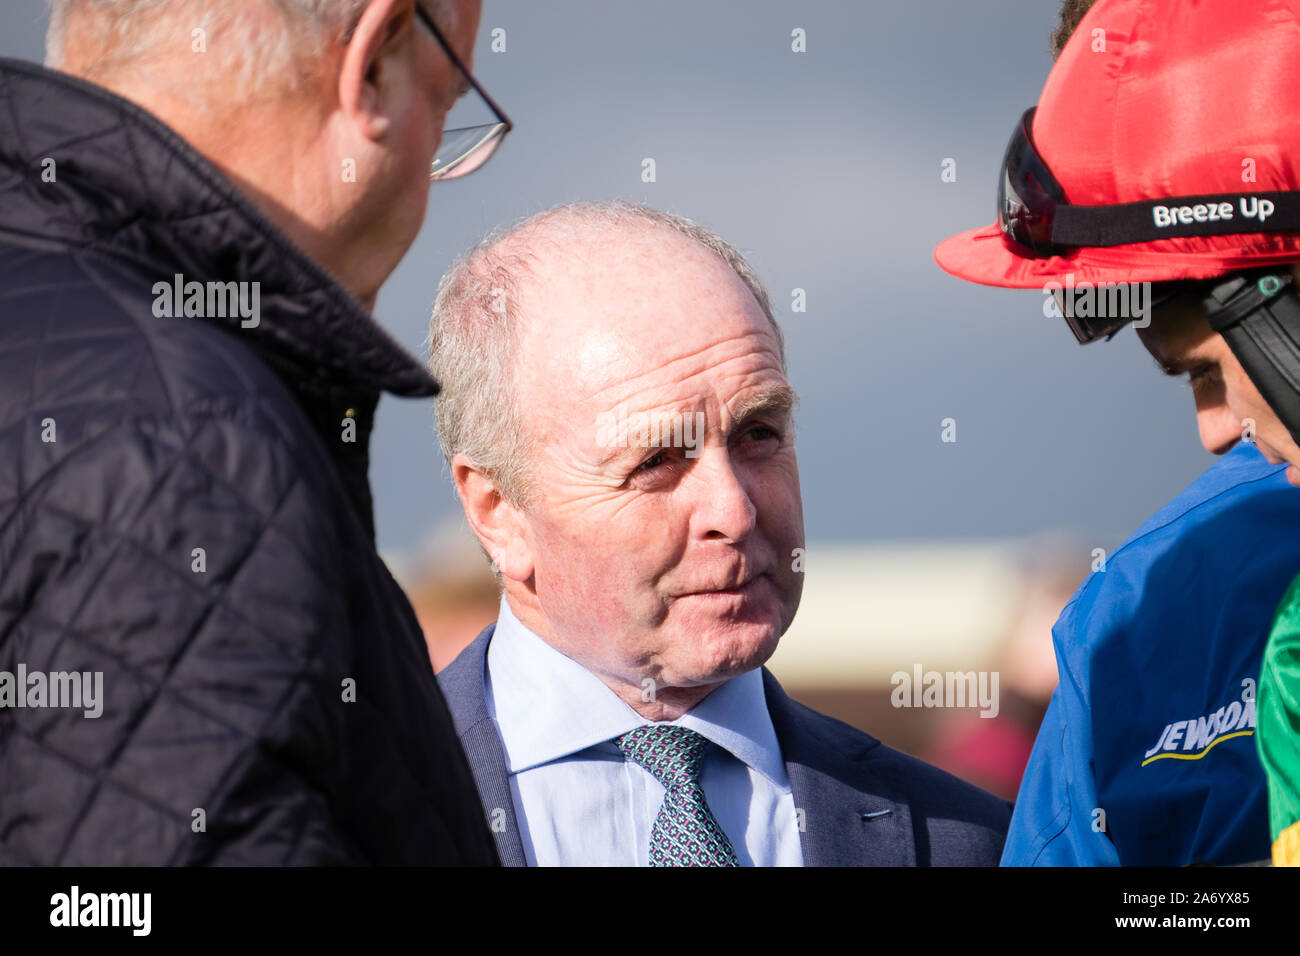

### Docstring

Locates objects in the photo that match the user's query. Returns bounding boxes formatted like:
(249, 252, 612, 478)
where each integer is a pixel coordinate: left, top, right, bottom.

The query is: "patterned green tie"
(615, 724, 740, 867)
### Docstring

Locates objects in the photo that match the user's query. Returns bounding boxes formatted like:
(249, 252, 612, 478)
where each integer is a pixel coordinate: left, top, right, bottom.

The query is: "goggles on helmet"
(999, 108, 1300, 254)
(998, 107, 1300, 343)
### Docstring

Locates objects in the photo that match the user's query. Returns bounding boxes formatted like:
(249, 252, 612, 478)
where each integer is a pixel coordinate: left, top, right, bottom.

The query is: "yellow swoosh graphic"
(1141, 729, 1254, 767)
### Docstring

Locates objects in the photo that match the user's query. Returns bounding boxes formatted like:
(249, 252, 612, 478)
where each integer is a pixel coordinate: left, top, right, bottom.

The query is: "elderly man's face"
(510, 227, 805, 696)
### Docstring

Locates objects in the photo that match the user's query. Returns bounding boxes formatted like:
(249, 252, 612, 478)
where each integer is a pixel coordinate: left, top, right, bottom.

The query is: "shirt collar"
(485, 597, 789, 790)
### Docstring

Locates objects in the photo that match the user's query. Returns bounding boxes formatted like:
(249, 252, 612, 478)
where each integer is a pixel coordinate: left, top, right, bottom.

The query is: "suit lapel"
(437, 625, 528, 867)
(763, 669, 916, 866)
(460, 718, 527, 867)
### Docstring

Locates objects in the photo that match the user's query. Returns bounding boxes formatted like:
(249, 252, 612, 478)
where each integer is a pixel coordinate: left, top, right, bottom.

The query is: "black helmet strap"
(1203, 269, 1300, 449)
(1052, 191, 1300, 248)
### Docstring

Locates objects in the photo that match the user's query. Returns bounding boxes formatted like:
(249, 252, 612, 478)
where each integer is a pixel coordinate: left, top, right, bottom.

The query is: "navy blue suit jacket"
(437, 626, 1011, 866)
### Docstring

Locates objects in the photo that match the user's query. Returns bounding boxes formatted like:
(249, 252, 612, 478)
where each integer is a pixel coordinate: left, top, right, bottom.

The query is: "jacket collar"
(437, 624, 528, 867)
(439, 625, 919, 867)
(0, 57, 437, 399)
(761, 670, 917, 866)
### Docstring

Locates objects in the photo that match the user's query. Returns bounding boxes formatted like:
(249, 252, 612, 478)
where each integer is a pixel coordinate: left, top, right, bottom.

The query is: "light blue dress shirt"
(485, 598, 804, 866)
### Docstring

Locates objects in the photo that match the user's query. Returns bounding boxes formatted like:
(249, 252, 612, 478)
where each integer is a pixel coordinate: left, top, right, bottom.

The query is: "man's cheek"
(545, 528, 642, 608)
(755, 463, 804, 538)
(758, 465, 804, 613)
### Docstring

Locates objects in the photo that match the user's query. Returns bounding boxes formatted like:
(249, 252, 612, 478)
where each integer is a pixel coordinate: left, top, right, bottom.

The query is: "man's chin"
(656, 578, 797, 682)
(671, 621, 784, 686)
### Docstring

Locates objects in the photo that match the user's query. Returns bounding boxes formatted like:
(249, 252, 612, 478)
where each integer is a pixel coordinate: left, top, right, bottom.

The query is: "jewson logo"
(50, 886, 151, 936)
(595, 405, 705, 458)
(1142, 677, 1257, 766)
(890, 664, 1000, 718)
(152, 273, 260, 328)
(1042, 273, 1153, 329)
(0, 664, 102, 718)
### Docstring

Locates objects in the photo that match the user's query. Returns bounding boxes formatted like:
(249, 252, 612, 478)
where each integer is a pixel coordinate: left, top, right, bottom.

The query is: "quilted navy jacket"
(0, 59, 498, 865)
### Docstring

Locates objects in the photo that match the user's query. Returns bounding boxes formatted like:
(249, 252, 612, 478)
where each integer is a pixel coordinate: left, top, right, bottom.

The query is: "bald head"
(429, 201, 787, 508)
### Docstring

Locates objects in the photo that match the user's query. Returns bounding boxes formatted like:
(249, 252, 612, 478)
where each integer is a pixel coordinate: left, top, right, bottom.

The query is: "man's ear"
(337, 0, 414, 142)
(452, 453, 534, 582)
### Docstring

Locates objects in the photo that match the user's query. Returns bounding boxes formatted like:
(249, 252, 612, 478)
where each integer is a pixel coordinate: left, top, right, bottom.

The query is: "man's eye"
(634, 451, 667, 473)
(737, 424, 782, 446)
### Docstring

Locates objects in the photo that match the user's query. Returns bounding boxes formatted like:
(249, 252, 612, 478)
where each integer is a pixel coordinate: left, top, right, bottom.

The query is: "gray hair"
(46, 1, 453, 100)
(428, 200, 787, 510)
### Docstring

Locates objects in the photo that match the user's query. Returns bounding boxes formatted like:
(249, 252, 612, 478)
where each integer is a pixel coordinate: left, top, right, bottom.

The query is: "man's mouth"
(679, 573, 769, 599)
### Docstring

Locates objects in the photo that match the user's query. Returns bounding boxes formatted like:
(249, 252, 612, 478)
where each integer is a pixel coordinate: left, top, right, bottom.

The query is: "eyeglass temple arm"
(417, 6, 514, 133)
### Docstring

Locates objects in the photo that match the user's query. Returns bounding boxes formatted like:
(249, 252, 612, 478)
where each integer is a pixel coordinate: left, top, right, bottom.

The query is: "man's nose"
(690, 451, 757, 543)
(1195, 401, 1243, 455)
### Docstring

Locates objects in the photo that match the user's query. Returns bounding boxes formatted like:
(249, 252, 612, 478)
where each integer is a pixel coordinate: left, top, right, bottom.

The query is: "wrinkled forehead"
(509, 224, 781, 416)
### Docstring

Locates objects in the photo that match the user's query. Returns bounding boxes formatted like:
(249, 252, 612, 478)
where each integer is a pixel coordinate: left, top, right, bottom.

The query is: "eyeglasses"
(414, 3, 513, 180)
